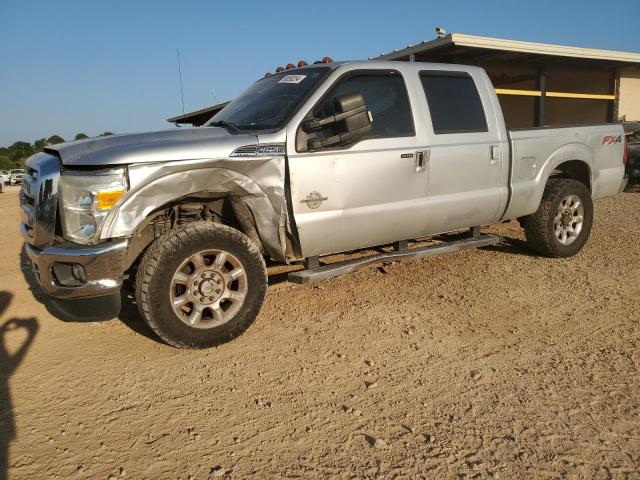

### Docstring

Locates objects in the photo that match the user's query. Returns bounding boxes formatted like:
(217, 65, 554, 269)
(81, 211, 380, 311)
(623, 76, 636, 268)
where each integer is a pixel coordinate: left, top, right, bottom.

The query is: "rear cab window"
(419, 71, 488, 134)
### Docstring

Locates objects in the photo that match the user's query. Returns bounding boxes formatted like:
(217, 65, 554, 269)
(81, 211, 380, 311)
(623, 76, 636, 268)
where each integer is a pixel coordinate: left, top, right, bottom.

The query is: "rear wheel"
(135, 222, 267, 349)
(522, 178, 593, 258)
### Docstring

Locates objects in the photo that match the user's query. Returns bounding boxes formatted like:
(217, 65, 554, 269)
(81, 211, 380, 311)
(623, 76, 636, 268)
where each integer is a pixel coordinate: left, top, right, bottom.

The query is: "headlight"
(58, 168, 127, 244)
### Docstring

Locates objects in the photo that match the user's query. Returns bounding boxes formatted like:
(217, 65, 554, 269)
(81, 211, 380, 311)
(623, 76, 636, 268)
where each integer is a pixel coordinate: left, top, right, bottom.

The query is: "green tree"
(99, 131, 114, 136)
(74, 133, 89, 140)
(8, 142, 34, 164)
(47, 135, 65, 145)
(33, 138, 46, 152)
(0, 156, 12, 170)
(10, 141, 33, 151)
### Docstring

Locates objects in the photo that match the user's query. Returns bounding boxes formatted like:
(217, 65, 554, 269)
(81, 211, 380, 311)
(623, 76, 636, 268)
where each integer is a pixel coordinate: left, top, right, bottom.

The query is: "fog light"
(52, 263, 86, 287)
(72, 264, 87, 283)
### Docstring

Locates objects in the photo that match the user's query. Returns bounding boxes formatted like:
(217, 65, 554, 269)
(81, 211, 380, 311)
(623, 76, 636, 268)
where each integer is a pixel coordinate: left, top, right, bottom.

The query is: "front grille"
(20, 152, 60, 248)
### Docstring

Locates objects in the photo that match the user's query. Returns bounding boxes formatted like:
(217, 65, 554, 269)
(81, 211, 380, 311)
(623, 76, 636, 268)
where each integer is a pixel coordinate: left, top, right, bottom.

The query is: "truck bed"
(503, 123, 625, 220)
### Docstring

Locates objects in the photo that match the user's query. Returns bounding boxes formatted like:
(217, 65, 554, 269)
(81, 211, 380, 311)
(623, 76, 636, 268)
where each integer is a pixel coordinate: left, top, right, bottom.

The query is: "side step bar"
(288, 233, 502, 285)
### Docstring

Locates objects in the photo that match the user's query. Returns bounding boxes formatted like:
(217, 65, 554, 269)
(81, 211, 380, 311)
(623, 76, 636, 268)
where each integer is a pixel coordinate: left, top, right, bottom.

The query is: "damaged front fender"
(98, 157, 291, 262)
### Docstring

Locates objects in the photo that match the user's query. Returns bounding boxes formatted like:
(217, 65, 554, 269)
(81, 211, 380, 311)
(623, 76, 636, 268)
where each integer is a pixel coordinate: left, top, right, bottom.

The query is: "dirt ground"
(0, 185, 639, 480)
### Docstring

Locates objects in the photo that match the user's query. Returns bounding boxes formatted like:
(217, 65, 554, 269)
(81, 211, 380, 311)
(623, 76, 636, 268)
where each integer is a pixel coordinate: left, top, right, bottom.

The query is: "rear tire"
(522, 178, 593, 258)
(135, 222, 267, 349)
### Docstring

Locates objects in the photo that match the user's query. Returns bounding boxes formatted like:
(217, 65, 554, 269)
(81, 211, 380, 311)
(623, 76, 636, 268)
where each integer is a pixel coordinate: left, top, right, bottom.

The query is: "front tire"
(135, 222, 267, 349)
(522, 178, 593, 258)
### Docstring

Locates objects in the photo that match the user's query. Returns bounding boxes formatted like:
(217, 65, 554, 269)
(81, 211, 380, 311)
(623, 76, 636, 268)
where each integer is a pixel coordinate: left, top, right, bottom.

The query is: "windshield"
(207, 67, 330, 131)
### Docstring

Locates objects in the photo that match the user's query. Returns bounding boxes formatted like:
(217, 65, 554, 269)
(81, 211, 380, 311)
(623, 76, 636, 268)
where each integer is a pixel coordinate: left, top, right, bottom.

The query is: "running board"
(288, 233, 502, 285)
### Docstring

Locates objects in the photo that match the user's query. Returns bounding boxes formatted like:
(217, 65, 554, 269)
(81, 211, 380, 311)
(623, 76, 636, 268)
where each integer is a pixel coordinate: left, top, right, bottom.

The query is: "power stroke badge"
(300, 191, 328, 209)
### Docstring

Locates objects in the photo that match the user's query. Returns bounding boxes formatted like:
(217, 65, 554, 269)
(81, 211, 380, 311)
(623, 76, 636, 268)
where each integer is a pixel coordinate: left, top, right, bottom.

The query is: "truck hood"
(46, 127, 260, 167)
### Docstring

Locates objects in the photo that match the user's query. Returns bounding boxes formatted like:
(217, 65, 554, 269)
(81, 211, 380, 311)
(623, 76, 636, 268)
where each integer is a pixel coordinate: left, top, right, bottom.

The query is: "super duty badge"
(300, 191, 328, 209)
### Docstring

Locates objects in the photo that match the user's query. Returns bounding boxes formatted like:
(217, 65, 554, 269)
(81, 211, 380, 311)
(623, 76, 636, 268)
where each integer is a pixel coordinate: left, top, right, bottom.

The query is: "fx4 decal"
(602, 135, 622, 145)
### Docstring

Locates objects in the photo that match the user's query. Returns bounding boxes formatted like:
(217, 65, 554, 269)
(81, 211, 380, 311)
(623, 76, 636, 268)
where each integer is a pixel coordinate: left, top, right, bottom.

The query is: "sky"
(0, 0, 638, 146)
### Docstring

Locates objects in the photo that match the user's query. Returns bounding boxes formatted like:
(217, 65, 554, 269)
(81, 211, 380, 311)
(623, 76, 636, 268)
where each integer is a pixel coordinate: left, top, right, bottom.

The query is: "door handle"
(416, 149, 430, 173)
(489, 145, 499, 166)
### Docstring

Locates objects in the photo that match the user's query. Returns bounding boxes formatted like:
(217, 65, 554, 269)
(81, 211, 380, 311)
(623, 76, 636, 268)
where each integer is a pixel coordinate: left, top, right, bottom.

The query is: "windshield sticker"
(278, 74, 307, 84)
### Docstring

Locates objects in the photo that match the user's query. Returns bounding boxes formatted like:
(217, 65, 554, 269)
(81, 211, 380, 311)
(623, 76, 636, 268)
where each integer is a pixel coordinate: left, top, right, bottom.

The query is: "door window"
(420, 72, 488, 134)
(315, 72, 415, 139)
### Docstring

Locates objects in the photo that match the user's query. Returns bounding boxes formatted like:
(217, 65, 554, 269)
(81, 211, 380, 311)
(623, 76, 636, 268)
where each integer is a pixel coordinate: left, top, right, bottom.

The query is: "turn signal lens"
(96, 188, 125, 211)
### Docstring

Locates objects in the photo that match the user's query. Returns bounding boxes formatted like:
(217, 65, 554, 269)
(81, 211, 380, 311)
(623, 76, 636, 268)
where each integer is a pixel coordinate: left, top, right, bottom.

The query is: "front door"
(287, 70, 428, 257)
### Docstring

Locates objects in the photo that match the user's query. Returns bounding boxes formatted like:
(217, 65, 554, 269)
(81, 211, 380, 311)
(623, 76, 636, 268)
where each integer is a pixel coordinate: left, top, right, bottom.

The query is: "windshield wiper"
(209, 120, 239, 133)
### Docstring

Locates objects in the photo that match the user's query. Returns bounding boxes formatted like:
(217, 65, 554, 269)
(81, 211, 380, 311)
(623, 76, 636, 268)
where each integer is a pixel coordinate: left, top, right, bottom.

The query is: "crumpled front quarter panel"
(98, 156, 289, 261)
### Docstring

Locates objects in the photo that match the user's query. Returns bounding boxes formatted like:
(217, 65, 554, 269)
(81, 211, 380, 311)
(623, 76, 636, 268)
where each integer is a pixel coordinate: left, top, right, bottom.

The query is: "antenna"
(176, 48, 186, 117)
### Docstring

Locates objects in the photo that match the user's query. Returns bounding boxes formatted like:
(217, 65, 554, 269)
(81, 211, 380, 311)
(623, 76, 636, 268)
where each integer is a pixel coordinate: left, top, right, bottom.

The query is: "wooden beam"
(495, 88, 541, 96)
(495, 89, 615, 100)
(545, 92, 615, 100)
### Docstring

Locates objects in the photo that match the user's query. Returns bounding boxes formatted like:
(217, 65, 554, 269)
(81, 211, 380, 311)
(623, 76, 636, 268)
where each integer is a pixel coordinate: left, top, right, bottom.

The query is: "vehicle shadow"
(267, 271, 293, 286)
(481, 235, 539, 257)
(0, 291, 39, 480)
(19, 246, 161, 344)
(117, 287, 166, 344)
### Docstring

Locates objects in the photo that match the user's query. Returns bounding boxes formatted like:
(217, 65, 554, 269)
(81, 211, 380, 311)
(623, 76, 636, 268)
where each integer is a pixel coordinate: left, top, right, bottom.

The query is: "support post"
(534, 70, 546, 127)
(394, 240, 409, 252)
(304, 256, 319, 270)
(470, 226, 480, 238)
(609, 69, 619, 123)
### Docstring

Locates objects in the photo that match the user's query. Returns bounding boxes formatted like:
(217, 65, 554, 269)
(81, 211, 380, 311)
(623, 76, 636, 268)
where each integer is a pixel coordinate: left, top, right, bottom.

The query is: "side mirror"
(304, 92, 373, 150)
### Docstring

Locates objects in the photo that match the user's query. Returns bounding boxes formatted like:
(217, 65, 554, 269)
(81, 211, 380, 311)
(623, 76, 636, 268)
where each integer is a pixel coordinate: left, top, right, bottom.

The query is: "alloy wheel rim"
(554, 194, 584, 246)
(169, 249, 247, 329)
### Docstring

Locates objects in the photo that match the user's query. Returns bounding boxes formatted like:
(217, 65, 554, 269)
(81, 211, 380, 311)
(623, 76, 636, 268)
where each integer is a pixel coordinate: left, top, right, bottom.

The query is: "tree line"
(0, 132, 115, 170)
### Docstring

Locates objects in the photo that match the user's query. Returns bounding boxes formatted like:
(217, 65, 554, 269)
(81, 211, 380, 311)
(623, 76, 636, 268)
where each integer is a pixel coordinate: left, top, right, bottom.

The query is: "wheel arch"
(505, 143, 594, 220)
(121, 194, 266, 271)
(551, 159, 592, 192)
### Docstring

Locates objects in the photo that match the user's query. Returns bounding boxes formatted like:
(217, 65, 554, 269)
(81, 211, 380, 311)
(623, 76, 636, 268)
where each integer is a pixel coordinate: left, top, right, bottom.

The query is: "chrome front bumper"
(24, 237, 129, 299)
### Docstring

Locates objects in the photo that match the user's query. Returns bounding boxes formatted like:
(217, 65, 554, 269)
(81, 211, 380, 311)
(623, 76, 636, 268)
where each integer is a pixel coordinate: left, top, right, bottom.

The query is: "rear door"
(287, 69, 429, 257)
(418, 70, 508, 234)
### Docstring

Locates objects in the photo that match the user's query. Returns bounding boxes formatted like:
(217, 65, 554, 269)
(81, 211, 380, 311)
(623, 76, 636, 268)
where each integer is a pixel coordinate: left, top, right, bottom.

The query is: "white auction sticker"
(278, 75, 307, 84)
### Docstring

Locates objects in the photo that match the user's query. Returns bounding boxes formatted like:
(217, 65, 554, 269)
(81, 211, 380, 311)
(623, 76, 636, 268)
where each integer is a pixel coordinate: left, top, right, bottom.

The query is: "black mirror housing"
(304, 92, 373, 150)
(334, 92, 371, 135)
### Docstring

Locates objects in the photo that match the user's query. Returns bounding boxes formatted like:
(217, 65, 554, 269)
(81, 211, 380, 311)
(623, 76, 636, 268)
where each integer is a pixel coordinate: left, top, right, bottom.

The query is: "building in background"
(168, 33, 640, 128)
(167, 101, 230, 127)
(374, 32, 640, 128)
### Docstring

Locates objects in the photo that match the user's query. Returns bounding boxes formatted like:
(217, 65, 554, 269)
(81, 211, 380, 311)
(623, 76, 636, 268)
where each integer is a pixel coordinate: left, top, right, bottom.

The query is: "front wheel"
(135, 222, 267, 349)
(522, 178, 593, 258)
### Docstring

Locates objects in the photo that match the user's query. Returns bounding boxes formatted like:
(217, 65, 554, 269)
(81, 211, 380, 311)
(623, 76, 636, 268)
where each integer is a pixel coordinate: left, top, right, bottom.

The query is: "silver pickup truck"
(20, 61, 625, 348)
